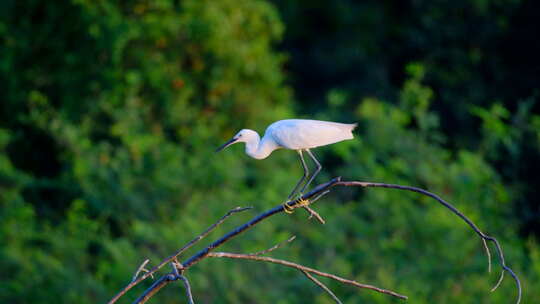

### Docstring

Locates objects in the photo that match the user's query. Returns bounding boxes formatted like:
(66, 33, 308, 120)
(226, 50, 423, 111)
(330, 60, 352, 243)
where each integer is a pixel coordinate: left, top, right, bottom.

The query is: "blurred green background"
(1, 0, 540, 303)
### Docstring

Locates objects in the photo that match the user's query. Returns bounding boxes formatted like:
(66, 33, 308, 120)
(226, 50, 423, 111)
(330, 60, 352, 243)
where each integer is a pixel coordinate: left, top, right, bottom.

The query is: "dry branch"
(131, 259, 151, 283)
(176, 275, 194, 304)
(335, 181, 522, 303)
(108, 177, 522, 304)
(207, 251, 408, 300)
(108, 206, 252, 304)
(249, 235, 297, 256)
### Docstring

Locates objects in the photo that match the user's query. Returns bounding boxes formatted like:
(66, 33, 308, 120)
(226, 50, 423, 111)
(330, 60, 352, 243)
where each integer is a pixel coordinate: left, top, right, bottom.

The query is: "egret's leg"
(300, 149, 321, 194)
(287, 150, 309, 200)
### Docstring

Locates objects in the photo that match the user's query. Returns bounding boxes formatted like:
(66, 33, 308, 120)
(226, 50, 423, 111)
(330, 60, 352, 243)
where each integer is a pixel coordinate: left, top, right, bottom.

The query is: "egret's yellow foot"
(297, 197, 310, 208)
(283, 197, 311, 214)
(283, 202, 294, 214)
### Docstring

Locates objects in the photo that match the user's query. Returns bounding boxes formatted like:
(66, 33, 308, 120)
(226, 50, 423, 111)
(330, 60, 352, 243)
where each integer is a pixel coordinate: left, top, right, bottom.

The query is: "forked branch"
(207, 251, 408, 300)
(108, 206, 252, 304)
(336, 181, 522, 304)
(108, 177, 521, 304)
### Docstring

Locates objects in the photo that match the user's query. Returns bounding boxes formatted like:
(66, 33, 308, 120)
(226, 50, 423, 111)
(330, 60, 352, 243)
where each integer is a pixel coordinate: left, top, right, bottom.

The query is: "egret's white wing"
(267, 119, 356, 150)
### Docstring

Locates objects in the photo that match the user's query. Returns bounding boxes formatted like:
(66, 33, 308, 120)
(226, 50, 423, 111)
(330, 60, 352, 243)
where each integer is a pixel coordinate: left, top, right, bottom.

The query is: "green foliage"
(1, 1, 539, 303)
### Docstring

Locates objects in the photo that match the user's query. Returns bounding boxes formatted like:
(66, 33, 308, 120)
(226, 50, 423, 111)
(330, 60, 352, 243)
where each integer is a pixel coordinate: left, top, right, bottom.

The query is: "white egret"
(216, 119, 357, 204)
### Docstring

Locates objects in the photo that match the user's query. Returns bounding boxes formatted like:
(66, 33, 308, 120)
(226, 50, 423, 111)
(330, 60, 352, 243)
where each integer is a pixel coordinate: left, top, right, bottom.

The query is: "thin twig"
(482, 238, 492, 274)
(207, 252, 408, 300)
(109, 206, 252, 304)
(177, 275, 195, 304)
(310, 189, 331, 204)
(131, 259, 151, 282)
(303, 205, 326, 224)
(302, 270, 343, 304)
(250, 236, 297, 256)
(301, 189, 331, 224)
(254, 231, 330, 304)
(169, 262, 195, 303)
(491, 270, 505, 292)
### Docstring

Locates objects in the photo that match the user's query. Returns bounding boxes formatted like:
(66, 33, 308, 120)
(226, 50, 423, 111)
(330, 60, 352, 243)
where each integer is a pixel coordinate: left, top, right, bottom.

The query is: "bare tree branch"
(177, 275, 194, 304)
(133, 265, 195, 304)
(491, 272, 505, 292)
(299, 189, 331, 224)
(335, 181, 522, 304)
(252, 236, 343, 303)
(131, 259, 151, 283)
(482, 238, 492, 274)
(179, 178, 342, 271)
(108, 206, 252, 304)
(109, 177, 521, 304)
(132, 274, 176, 304)
(207, 251, 408, 300)
(170, 262, 195, 304)
(249, 236, 297, 256)
(302, 205, 326, 224)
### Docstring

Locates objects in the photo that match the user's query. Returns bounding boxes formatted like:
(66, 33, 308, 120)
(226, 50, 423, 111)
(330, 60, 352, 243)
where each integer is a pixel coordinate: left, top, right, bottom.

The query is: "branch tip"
(250, 235, 297, 256)
(131, 259, 151, 282)
(490, 271, 505, 292)
(482, 238, 492, 274)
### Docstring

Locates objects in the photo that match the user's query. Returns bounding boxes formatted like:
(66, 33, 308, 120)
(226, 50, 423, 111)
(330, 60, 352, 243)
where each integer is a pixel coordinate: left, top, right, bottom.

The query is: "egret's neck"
(245, 133, 278, 160)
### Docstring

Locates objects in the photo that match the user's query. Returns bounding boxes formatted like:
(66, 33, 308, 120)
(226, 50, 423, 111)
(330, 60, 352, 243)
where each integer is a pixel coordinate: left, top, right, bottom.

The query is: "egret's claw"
(283, 197, 311, 214)
(297, 197, 310, 208)
(283, 202, 295, 214)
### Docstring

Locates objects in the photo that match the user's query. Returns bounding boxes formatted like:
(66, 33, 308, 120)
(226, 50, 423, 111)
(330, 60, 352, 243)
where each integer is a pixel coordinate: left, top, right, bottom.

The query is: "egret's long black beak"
(216, 137, 238, 152)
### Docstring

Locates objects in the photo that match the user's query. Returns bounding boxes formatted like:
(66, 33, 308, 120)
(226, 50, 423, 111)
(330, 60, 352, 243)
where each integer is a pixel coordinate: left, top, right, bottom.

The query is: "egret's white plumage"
(266, 119, 356, 150)
(217, 119, 357, 199)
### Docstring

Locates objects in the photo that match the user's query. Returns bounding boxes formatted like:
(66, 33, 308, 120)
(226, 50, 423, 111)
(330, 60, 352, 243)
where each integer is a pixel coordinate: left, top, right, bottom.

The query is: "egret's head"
(216, 129, 258, 152)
